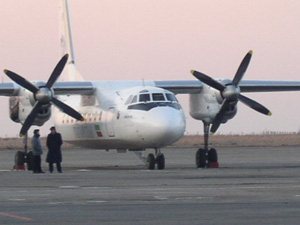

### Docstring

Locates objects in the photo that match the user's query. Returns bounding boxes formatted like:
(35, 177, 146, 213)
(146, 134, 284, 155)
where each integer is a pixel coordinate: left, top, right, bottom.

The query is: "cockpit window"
(125, 95, 133, 105)
(139, 89, 149, 93)
(139, 94, 150, 102)
(166, 93, 178, 102)
(152, 93, 165, 101)
(127, 91, 181, 111)
(131, 95, 138, 104)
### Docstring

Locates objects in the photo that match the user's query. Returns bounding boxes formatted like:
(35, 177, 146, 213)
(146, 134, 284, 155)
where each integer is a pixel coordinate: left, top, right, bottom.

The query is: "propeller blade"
(46, 54, 69, 88)
(210, 100, 230, 135)
(19, 102, 43, 137)
(4, 70, 39, 93)
(238, 94, 272, 116)
(232, 50, 253, 86)
(51, 97, 84, 121)
(191, 70, 225, 92)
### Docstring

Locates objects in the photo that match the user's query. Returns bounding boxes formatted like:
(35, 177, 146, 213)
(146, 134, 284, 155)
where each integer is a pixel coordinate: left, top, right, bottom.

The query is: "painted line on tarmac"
(0, 212, 33, 221)
(77, 169, 92, 172)
(87, 200, 107, 203)
(48, 202, 64, 205)
(59, 186, 79, 189)
(154, 196, 168, 200)
(8, 198, 26, 201)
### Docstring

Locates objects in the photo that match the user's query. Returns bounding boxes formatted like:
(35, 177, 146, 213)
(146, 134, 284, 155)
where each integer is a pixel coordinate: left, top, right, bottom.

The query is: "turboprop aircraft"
(2, 0, 300, 170)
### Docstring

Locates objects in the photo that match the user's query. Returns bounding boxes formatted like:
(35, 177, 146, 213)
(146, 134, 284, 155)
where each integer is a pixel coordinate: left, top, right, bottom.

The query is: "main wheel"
(196, 148, 206, 168)
(208, 148, 218, 163)
(146, 153, 155, 170)
(156, 154, 165, 170)
(15, 151, 25, 166)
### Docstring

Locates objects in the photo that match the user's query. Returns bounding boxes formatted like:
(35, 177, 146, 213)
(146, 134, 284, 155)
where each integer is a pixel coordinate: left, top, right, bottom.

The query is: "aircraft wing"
(239, 80, 300, 92)
(0, 82, 19, 96)
(154, 80, 300, 94)
(0, 81, 95, 96)
(52, 81, 95, 95)
(0, 79, 299, 96)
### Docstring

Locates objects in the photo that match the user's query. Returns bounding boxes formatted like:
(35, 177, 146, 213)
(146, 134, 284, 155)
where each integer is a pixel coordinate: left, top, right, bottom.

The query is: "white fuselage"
(54, 81, 186, 150)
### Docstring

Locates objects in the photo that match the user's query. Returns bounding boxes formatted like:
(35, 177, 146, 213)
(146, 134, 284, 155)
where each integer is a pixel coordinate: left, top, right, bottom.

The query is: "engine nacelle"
(189, 85, 237, 124)
(9, 88, 51, 126)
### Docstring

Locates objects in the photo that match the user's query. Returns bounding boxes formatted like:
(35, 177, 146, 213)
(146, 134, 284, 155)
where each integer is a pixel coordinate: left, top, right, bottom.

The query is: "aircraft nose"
(142, 108, 186, 147)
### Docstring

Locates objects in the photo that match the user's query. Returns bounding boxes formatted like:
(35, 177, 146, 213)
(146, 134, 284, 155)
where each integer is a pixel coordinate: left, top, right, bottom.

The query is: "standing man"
(46, 126, 63, 173)
(31, 129, 44, 173)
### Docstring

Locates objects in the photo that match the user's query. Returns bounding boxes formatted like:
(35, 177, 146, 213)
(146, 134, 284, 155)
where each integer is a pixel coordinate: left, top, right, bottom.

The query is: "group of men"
(31, 126, 63, 174)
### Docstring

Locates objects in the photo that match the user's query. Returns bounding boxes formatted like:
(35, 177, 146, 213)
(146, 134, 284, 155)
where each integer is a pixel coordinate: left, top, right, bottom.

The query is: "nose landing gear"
(146, 148, 165, 170)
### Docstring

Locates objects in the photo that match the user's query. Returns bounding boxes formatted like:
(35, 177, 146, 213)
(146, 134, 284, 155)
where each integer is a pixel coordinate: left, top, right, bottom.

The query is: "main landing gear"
(14, 133, 34, 171)
(196, 122, 219, 168)
(146, 148, 165, 170)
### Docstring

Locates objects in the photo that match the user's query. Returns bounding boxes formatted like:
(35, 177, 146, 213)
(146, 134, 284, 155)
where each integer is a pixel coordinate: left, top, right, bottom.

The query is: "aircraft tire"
(15, 151, 25, 166)
(208, 148, 218, 163)
(156, 154, 165, 170)
(196, 148, 206, 168)
(147, 153, 155, 170)
(26, 151, 34, 171)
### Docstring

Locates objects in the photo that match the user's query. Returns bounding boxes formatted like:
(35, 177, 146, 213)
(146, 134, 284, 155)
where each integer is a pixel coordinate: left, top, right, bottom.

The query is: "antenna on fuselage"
(142, 78, 145, 87)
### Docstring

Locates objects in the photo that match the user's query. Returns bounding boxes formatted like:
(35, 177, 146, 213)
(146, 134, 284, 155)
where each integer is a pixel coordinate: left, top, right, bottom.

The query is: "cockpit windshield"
(126, 91, 180, 111)
(166, 93, 177, 102)
(139, 94, 151, 102)
(152, 93, 165, 101)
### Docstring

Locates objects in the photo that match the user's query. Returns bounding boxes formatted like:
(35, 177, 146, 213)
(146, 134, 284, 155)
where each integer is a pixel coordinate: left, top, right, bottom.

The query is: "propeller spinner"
(4, 54, 84, 137)
(191, 50, 271, 135)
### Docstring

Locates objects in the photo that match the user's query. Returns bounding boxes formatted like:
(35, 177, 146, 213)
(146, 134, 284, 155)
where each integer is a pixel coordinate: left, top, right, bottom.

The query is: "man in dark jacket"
(31, 129, 44, 173)
(46, 126, 63, 173)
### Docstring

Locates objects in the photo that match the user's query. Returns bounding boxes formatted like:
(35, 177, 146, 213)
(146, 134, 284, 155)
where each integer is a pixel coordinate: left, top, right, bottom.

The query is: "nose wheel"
(146, 149, 165, 170)
(195, 122, 219, 168)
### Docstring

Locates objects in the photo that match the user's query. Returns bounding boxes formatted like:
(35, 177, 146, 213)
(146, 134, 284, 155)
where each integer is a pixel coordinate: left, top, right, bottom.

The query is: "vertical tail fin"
(59, 0, 84, 81)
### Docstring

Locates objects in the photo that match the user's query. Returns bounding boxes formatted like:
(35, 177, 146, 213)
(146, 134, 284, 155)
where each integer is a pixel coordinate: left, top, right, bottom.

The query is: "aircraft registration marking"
(73, 125, 95, 138)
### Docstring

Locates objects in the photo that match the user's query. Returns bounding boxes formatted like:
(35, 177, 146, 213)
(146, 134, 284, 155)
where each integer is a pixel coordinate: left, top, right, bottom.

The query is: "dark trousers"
(33, 155, 42, 173)
(49, 163, 62, 173)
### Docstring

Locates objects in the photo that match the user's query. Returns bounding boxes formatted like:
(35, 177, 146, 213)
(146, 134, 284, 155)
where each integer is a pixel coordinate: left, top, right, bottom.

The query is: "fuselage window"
(152, 93, 165, 101)
(131, 95, 138, 104)
(125, 95, 133, 105)
(166, 93, 177, 102)
(139, 94, 150, 102)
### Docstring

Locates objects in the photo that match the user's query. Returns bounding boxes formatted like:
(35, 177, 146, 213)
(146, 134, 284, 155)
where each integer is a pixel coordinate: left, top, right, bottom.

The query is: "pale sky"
(0, 0, 300, 137)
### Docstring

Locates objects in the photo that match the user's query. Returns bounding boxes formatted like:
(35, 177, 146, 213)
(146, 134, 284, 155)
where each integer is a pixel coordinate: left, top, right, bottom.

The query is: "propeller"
(191, 50, 272, 135)
(4, 54, 84, 137)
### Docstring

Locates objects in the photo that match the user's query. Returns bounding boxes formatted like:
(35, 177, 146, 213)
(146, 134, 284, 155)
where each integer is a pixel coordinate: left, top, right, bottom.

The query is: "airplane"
(2, 0, 300, 170)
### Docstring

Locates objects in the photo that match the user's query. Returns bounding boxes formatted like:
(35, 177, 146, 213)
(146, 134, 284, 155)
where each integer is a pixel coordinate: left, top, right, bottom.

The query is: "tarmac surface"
(0, 146, 300, 224)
